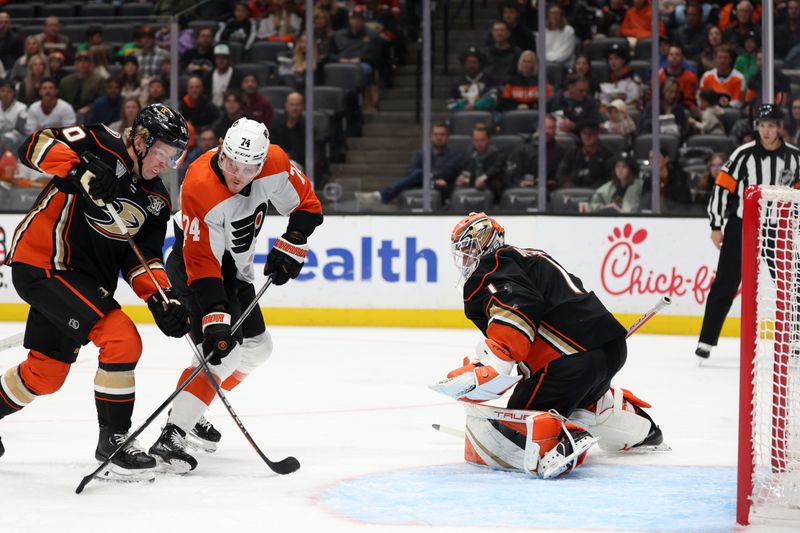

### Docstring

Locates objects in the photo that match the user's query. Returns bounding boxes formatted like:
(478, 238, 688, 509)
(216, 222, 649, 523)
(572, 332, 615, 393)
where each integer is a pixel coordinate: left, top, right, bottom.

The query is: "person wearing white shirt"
(0, 79, 27, 151)
(544, 5, 576, 64)
(24, 78, 76, 134)
(206, 43, 243, 108)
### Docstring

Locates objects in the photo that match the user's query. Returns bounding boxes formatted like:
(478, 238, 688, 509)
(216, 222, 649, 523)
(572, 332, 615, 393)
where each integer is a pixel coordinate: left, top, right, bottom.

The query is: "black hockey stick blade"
(268, 455, 301, 475)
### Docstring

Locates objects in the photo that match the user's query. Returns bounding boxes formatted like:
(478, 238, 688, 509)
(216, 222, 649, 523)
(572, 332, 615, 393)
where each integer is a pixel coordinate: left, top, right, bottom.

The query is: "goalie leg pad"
(569, 389, 652, 451)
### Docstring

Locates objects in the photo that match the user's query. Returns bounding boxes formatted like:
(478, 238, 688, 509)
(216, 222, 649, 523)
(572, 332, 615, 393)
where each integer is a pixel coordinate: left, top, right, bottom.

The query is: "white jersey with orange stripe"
(707, 139, 800, 229)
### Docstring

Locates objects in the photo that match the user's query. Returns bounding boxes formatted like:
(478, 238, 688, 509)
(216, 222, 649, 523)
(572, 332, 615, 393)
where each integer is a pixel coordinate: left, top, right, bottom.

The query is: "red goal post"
(738, 185, 800, 525)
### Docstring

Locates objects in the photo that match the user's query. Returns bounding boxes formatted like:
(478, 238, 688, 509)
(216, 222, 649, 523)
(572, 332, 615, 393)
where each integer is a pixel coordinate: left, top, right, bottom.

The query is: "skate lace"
(169, 428, 187, 449)
(112, 433, 147, 456)
(196, 416, 213, 431)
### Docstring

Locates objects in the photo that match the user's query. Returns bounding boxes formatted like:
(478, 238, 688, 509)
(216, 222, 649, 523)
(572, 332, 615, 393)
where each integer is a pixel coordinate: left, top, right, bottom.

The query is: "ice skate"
(695, 342, 712, 360)
(150, 423, 198, 474)
(538, 429, 598, 479)
(630, 407, 671, 452)
(94, 427, 156, 483)
(186, 415, 221, 453)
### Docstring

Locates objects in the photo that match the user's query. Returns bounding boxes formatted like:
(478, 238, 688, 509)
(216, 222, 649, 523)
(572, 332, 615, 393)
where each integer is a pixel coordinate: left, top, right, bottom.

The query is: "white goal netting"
(748, 185, 800, 520)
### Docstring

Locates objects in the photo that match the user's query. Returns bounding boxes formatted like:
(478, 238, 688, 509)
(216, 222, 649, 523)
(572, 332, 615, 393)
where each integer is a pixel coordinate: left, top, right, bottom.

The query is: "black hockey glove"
(264, 231, 309, 286)
(147, 288, 191, 338)
(202, 309, 235, 365)
(67, 152, 119, 204)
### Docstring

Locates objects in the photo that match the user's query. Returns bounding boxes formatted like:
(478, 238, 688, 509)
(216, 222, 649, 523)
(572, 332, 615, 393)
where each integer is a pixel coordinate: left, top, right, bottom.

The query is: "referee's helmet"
(754, 104, 784, 124)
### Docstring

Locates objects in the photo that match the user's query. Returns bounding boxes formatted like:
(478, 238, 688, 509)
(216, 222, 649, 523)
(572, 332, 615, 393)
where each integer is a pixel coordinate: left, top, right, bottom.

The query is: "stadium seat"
(585, 38, 629, 61)
(313, 86, 346, 115)
(549, 188, 596, 213)
(62, 24, 89, 44)
(599, 133, 628, 159)
(247, 41, 290, 63)
(500, 110, 538, 135)
(720, 108, 742, 134)
(2, 5, 35, 20)
(591, 60, 610, 83)
(19, 25, 42, 40)
(629, 60, 651, 80)
(119, 2, 155, 21)
(492, 135, 524, 154)
(323, 63, 364, 91)
(500, 187, 538, 212)
(80, 4, 115, 22)
(102, 23, 135, 44)
(40, 4, 77, 19)
(259, 86, 294, 110)
(398, 189, 441, 212)
(634, 134, 679, 160)
(450, 188, 492, 213)
(228, 42, 244, 64)
(634, 38, 653, 61)
(188, 20, 220, 32)
(554, 134, 578, 155)
(686, 134, 735, 155)
(546, 62, 565, 87)
(237, 63, 272, 87)
(449, 111, 493, 135)
(447, 135, 473, 157)
(312, 111, 331, 142)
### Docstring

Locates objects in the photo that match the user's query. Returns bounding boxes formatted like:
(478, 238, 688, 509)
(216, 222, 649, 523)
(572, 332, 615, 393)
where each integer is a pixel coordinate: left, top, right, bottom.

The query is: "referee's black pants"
(699, 216, 742, 346)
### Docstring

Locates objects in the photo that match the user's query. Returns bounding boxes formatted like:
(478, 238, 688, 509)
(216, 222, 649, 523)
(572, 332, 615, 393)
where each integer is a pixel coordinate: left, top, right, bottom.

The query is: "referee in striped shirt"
(696, 104, 800, 359)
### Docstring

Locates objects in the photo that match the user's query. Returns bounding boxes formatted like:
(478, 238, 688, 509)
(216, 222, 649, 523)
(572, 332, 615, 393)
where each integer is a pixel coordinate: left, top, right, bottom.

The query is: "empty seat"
(19, 25, 42, 39)
(323, 63, 364, 91)
(500, 110, 538, 135)
(554, 134, 578, 154)
(248, 41, 290, 63)
(102, 23, 135, 44)
(119, 2, 155, 21)
(634, 38, 653, 61)
(62, 24, 89, 44)
(2, 5, 36, 20)
(634, 134, 679, 160)
(398, 189, 442, 212)
(313, 86, 346, 114)
(447, 134, 473, 157)
(546, 62, 565, 87)
(719, 108, 743, 134)
(259, 86, 294, 110)
(449, 188, 492, 213)
(40, 4, 77, 19)
(629, 60, 651, 80)
(228, 41, 244, 64)
(500, 188, 538, 212)
(591, 60, 610, 83)
(80, 4, 115, 22)
(549, 188, 596, 213)
(585, 37, 629, 61)
(599, 133, 628, 159)
(449, 111, 492, 135)
(492, 134, 524, 154)
(188, 20, 220, 32)
(686, 134, 735, 154)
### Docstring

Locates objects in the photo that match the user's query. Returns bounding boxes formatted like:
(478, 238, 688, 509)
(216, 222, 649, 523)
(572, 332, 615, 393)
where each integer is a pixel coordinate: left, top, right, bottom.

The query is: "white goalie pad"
(462, 404, 541, 476)
(569, 389, 651, 451)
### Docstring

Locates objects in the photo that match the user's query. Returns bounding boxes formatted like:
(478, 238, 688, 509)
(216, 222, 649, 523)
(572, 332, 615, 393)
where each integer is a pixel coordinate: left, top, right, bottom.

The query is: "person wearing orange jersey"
(149, 118, 322, 472)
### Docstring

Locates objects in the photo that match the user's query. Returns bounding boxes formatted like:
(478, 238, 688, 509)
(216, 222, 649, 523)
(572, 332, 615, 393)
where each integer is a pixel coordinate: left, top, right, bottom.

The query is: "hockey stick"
(625, 296, 671, 338)
(0, 332, 23, 353)
(76, 277, 275, 493)
(432, 423, 464, 438)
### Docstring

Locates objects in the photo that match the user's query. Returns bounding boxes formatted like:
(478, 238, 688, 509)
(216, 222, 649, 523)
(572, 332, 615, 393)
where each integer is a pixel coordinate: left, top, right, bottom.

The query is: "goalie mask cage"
(738, 185, 800, 525)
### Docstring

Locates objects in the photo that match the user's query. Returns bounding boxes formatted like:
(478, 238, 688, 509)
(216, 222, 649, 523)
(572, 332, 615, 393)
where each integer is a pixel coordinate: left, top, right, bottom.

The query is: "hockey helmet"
(132, 104, 189, 168)
(220, 118, 270, 179)
(451, 212, 505, 283)
(753, 104, 784, 124)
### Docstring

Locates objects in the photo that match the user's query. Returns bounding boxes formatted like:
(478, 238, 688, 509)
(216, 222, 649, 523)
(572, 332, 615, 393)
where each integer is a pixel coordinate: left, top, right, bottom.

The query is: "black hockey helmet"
(132, 104, 189, 152)
(753, 104, 784, 124)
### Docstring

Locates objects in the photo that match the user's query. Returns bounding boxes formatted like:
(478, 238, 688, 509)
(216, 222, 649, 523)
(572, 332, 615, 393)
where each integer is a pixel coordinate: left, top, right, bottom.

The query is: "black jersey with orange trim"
(5, 123, 172, 299)
(463, 246, 626, 375)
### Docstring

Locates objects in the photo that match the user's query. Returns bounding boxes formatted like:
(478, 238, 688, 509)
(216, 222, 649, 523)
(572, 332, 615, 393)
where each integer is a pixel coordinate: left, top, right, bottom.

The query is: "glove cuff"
(275, 234, 309, 263)
(202, 311, 231, 332)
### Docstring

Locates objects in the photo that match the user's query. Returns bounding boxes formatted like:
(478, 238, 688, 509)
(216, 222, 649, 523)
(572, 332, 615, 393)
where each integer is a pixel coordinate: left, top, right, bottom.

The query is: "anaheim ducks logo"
(84, 199, 147, 240)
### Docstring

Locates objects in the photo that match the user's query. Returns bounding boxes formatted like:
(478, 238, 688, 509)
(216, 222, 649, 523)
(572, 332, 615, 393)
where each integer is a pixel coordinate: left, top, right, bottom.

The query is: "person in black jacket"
(454, 122, 507, 203)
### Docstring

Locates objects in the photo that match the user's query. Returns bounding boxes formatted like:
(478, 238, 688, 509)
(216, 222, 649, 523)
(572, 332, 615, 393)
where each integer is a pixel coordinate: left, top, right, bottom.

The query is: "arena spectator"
(180, 75, 219, 128)
(699, 25, 726, 72)
(144, 77, 167, 106)
(278, 34, 319, 91)
(689, 152, 724, 213)
(212, 89, 247, 139)
(556, 120, 613, 189)
(447, 48, 499, 112)
(78, 26, 109, 58)
(728, 104, 755, 145)
(505, 114, 563, 191)
(556, 0, 595, 42)
(745, 52, 790, 107)
(8, 36, 44, 84)
(312, 9, 335, 64)
(733, 31, 759, 82)
(119, 57, 146, 106)
(597, 0, 628, 37)
(641, 148, 693, 214)
(86, 77, 123, 126)
(589, 156, 642, 213)
(47, 51, 66, 87)
(216, 1, 258, 50)
(109, 96, 141, 135)
(454, 122, 507, 203)
(569, 53, 599, 95)
(620, 0, 665, 43)
(500, 50, 552, 110)
(59, 51, 106, 118)
(0, 12, 22, 72)
(602, 99, 637, 139)
(776, 0, 800, 59)
(256, 0, 301, 42)
(599, 43, 642, 109)
(154, 24, 194, 56)
(35, 16, 72, 63)
(488, 2, 535, 51)
(240, 74, 274, 125)
(699, 45, 745, 108)
(544, 5, 575, 64)
(673, 2, 709, 61)
(481, 21, 521, 84)
(724, 1, 759, 55)
(687, 88, 725, 135)
(0, 79, 27, 152)
(659, 44, 699, 112)
(329, 9, 381, 110)
(184, 126, 217, 168)
(640, 77, 688, 138)
(25, 78, 76, 134)
(784, 98, 800, 144)
(135, 26, 169, 80)
(548, 73, 601, 134)
(89, 45, 111, 80)
(204, 43, 244, 107)
(181, 26, 216, 75)
(315, 0, 350, 31)
(269, 91, 307, 165)
(16, 55, 49, 106)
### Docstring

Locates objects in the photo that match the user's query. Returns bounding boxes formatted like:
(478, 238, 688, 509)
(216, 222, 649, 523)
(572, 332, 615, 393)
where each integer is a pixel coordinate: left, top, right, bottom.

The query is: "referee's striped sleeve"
(707, 144, 748, 229)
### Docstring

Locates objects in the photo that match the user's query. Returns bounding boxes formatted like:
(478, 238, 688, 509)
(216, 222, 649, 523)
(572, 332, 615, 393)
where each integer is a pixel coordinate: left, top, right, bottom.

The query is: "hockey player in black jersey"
(0, 105, 192, 482)
(430, 212, 664, 477)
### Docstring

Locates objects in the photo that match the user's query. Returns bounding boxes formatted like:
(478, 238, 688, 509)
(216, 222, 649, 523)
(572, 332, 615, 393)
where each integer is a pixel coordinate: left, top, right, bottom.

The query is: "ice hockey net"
(738, 185, 800, 525)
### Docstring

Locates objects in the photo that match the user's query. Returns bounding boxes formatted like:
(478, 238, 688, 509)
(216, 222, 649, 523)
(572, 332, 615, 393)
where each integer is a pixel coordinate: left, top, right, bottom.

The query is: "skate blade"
(539, 436, 599, 480)
(96, 463, 156, 484)
(185, 434, 219, 453)
(154, 456, 194, 475)
(625, 441, 672, 453)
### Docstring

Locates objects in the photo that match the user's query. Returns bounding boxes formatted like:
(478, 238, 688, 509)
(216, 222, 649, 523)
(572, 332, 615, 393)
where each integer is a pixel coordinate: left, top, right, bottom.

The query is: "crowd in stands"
(0, 0, 408, 201)
(362, 0, 796, 215)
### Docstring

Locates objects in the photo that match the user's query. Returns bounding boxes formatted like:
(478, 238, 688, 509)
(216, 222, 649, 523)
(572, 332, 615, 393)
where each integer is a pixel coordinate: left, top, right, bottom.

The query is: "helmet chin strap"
(133, 143, 151, 183)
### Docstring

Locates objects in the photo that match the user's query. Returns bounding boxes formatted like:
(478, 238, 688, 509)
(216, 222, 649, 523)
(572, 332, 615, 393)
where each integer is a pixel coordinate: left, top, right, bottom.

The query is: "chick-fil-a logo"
(600, 224, 714, 304)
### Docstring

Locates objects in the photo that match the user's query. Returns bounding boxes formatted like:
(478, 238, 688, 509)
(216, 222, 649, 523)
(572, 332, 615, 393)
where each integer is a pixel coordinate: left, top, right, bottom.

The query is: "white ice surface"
(0, 322, 793, 532)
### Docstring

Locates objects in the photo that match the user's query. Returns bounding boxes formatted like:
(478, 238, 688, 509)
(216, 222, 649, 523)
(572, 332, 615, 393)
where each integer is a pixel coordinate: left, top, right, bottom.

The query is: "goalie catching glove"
(264, 231, 308, 285)
(146, 288, 191, 338)
(429, 340, 521, 402)
(67, 152, 119, 204)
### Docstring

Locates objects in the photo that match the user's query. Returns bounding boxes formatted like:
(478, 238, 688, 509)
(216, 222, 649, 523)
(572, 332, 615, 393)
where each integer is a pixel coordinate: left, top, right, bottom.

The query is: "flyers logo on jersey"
(84, 199, 147, 240)
(231, 202, 267, 254)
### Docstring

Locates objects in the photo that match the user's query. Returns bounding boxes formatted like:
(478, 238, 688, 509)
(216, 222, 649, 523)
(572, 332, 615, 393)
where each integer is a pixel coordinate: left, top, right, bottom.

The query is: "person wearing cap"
(59, 51, 106, 118)
(696, 104, 800, 360)
(733, 30, 758, 82)
(589, 155, 642, 213)
(135, 26, 168, 80)
(204, 43, 244, 108)
(556, 120, 614, 189)
(598, 42, 641, 109)
(659, 43, 699, 113)
(217, 1, 258, 50)
(447, 47, 499, 112)
(602, 98, 637, 139)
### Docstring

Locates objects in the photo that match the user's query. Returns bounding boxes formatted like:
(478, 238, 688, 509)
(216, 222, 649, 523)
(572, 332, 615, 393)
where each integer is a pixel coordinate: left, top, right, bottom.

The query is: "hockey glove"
(429, 357, 522, 402)
(68, 152, 119, 205)
(264, 231, 308, 285)
(146, 288, 191, 338)
(202, 310, 235, 365)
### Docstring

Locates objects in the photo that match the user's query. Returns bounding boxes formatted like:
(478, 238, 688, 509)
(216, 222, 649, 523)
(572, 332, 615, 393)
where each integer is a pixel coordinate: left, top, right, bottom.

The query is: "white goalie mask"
(450, 212, 505, 285)
(220, 118, 270, 179)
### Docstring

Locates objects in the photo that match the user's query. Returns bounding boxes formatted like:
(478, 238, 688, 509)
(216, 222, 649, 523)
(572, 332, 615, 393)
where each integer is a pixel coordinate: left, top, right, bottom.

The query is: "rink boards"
(0, 213, 736, 336)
